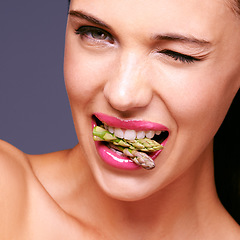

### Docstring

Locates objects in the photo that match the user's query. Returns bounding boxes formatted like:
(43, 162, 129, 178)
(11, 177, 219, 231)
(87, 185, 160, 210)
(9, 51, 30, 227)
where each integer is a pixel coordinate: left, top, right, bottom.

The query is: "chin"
(92, 166, 161, 202)
(101, 184, 154, 202)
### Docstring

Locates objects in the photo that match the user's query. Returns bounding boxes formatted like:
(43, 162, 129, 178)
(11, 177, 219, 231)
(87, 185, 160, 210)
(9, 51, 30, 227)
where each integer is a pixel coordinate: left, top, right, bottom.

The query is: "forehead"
(70, 0, 234, 21)
(70, 0, 237, 39)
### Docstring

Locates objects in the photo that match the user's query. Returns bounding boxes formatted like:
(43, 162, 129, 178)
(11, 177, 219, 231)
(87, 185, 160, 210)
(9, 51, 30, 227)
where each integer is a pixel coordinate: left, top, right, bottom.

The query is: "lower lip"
(92, 121, 166, 170)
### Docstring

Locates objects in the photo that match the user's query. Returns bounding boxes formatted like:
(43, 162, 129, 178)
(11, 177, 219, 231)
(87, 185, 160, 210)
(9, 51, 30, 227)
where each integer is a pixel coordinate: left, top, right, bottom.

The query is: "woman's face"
(64, 0, 240, 200)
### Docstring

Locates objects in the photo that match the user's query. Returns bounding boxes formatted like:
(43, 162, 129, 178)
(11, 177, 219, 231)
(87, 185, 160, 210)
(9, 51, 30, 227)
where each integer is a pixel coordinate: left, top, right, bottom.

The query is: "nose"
(103, 52, 153, 112)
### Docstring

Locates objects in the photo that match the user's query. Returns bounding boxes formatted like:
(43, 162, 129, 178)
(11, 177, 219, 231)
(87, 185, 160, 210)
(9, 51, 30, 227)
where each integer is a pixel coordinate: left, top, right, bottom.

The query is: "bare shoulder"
(0, 138, 29, 159)
(0, 137, 30, 178)
(0, 139, 31, 181)
(216, 209, 240, 240)
(0, 140, 31, 178)
(0, 142, 85, 239)
(0, 140, 31, 237)
(225, 223, 240, 240)
(230, 221, 240, 240)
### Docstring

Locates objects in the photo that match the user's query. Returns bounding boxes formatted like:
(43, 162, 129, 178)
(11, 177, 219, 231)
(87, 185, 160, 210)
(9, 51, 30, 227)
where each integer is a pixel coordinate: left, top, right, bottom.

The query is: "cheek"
(64, 57, 102, 104)
(170, 81, 217, 124)
(64, 44, 112, 105)
(159, 66, 237, 139)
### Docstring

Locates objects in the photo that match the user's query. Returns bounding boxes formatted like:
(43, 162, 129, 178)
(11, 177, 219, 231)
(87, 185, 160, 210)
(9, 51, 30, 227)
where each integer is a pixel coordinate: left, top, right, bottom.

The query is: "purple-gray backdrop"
(0, 1, 78, 154)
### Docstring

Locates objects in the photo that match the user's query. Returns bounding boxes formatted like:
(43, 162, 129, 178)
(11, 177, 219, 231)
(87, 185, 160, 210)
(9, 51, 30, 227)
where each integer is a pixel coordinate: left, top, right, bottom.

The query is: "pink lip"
(94, 112, 169, 131)
(92, 113, 169, 170)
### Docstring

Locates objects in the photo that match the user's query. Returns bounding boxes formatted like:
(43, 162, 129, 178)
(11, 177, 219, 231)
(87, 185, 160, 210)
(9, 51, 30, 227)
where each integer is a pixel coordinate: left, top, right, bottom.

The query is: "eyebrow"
(69, 10, 211, 48)
(69, 10, 111, 30)
(153, 33, 211, 47)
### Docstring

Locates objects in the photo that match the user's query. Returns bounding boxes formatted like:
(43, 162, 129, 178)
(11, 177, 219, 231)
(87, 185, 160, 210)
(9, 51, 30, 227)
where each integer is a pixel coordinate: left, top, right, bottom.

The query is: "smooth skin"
(1, 0, 240, 239)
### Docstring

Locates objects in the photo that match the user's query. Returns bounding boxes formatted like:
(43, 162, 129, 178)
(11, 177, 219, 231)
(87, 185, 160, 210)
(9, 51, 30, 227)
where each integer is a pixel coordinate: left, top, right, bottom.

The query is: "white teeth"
(108, 126, 114, 134)
(136, 131, 145, 139)
(124, 129, 137, 140)
(114, 128, 124, 138)
(103, 124, 161, 140)
(146, 130, 155, 139)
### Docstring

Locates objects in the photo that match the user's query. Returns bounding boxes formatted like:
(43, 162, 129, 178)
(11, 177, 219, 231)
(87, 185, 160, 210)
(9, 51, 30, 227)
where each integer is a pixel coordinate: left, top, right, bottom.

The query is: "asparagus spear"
(93, 126, 163, 152)
(109, 143, 155, 170)
(93, 126, 163, 170)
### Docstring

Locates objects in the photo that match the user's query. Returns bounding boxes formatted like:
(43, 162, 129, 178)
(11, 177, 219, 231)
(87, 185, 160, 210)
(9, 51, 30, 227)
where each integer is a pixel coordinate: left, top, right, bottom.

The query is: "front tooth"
(108, 126, 114, 134)
(145, 130, 155, 139)
(114, 128, 124, 138)
(124, 129, 137, 140)
(137, 131, 145, 139)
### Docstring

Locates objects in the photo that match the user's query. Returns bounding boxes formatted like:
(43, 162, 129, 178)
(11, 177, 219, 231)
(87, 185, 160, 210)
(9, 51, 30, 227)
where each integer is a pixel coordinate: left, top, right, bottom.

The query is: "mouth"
(92, 113, 169, 170)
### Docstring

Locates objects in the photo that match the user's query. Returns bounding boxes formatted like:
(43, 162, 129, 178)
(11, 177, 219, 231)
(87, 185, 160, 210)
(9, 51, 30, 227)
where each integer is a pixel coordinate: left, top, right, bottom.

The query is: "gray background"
(0, 1, 78, 154)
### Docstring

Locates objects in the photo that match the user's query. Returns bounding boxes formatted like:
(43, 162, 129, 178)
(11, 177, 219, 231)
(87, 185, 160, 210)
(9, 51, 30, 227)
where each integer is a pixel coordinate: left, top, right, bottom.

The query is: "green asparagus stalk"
(93, 126, 163, 152)
(93, 126, 163, 170)
(109, 143, 155, 170)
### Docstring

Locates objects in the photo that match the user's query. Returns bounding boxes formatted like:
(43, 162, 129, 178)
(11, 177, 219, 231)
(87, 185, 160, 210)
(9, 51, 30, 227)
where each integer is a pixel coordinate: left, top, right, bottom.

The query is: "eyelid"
(75, 25, 115, 44)
(159, 49, 201, 64)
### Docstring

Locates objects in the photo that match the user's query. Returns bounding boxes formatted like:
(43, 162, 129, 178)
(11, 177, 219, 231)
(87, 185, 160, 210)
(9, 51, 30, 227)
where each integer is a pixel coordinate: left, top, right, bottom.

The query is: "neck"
(113, 148, 218, 239)
(69, 142, 223, 239)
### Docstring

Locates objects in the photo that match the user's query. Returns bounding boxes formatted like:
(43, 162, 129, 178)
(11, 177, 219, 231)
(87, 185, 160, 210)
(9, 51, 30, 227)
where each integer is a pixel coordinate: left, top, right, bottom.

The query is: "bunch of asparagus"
(93, 126, 164, 170)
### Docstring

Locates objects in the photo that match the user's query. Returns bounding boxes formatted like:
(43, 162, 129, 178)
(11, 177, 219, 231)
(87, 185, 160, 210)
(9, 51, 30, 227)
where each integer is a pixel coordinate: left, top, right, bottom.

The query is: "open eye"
(75, 26, 114, 44)
(159, 50, 200, 64)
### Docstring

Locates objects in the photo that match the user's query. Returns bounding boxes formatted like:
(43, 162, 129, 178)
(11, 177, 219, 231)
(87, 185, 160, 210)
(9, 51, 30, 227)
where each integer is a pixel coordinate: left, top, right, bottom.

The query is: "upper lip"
(94, 112, 169, 132)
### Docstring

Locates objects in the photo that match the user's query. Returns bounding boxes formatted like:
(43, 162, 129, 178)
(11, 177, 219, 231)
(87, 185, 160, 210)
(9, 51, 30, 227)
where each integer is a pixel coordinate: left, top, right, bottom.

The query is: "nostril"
(103, 84, 133, 111)
(106, 94, 143, 112)
(103, 82, 153, 112)
(111, 96, 135, 111)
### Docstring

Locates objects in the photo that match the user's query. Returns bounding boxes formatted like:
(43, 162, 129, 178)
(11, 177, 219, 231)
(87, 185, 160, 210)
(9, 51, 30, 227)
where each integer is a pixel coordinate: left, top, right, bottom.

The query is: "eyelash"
(74, 26, 200, 64)
(159, 50, 200, 64)
(75, 26, 114, 44)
